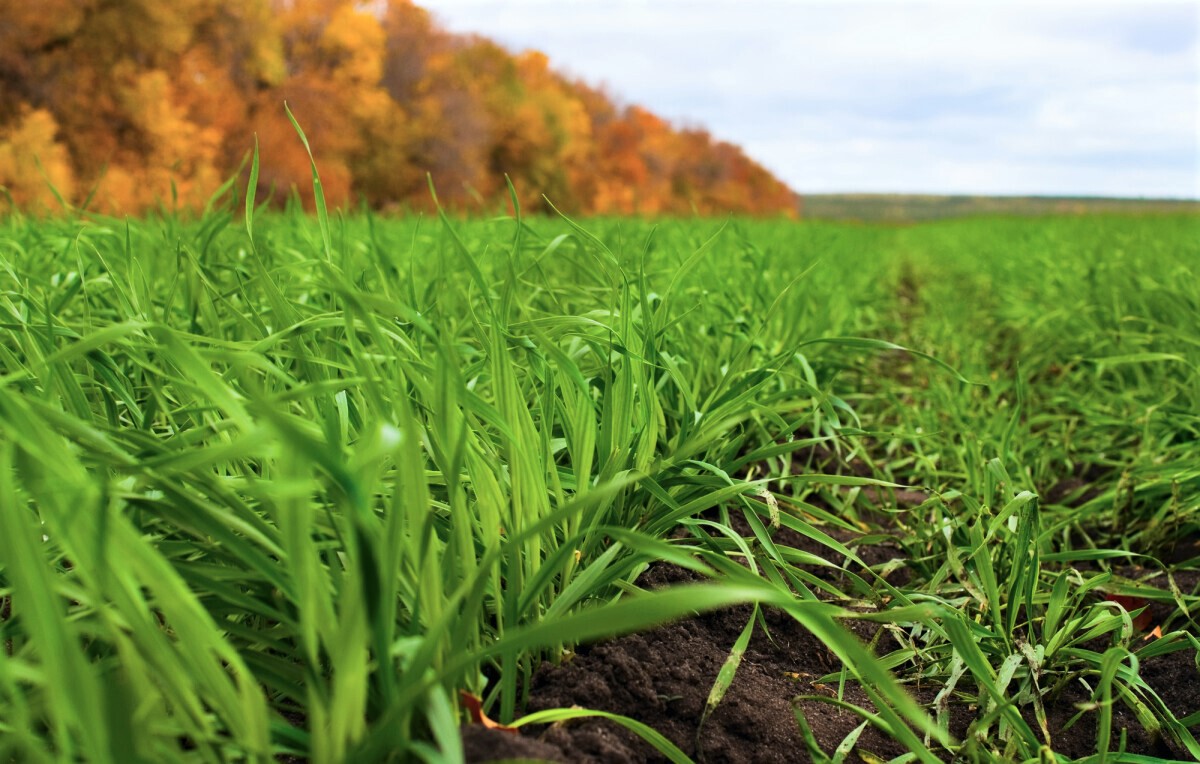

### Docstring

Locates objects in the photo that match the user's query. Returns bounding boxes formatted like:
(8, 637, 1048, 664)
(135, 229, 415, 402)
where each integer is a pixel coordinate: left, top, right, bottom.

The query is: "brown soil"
(462, 553, 1200, 763)
(462, 445, 1199, 762)
(463, 564, 923, 764)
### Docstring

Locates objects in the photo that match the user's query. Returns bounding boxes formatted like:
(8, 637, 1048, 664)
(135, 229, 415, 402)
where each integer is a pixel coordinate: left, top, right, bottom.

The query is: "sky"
(419, 1, 1200, 199)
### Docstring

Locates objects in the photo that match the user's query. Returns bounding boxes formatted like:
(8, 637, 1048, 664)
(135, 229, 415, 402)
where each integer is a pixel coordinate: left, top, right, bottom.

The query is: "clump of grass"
(0, 134, 942, 762)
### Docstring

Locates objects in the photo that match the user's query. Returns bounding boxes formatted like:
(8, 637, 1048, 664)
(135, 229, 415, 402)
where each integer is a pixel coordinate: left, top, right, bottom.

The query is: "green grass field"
(1, 159, 1198, 762)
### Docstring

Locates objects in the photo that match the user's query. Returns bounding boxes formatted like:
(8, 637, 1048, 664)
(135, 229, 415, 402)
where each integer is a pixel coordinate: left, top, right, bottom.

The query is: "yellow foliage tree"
(0, 0, 797, 217)
(0, 108, 76, 213)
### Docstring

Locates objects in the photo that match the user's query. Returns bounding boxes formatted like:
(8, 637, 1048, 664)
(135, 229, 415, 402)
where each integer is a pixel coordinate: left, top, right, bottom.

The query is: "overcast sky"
(419, 1, 1199, 198)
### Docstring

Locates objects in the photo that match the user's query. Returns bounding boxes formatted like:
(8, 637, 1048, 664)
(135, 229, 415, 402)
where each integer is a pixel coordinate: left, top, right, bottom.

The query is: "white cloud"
(419, 1, 1200, 198)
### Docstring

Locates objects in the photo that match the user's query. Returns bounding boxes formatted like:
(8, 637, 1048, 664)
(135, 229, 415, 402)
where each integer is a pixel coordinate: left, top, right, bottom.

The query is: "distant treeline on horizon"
(0, 0, 797, 217)
(801, 194, 1200, 222)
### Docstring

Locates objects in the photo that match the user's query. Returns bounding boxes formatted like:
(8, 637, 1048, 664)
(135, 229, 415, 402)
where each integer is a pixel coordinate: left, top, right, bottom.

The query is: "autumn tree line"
(0, 0, 798, 217)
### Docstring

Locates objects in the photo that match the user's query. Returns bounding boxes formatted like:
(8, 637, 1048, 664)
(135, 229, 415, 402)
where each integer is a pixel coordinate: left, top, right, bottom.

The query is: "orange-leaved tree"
(0, 0, 797, 217)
